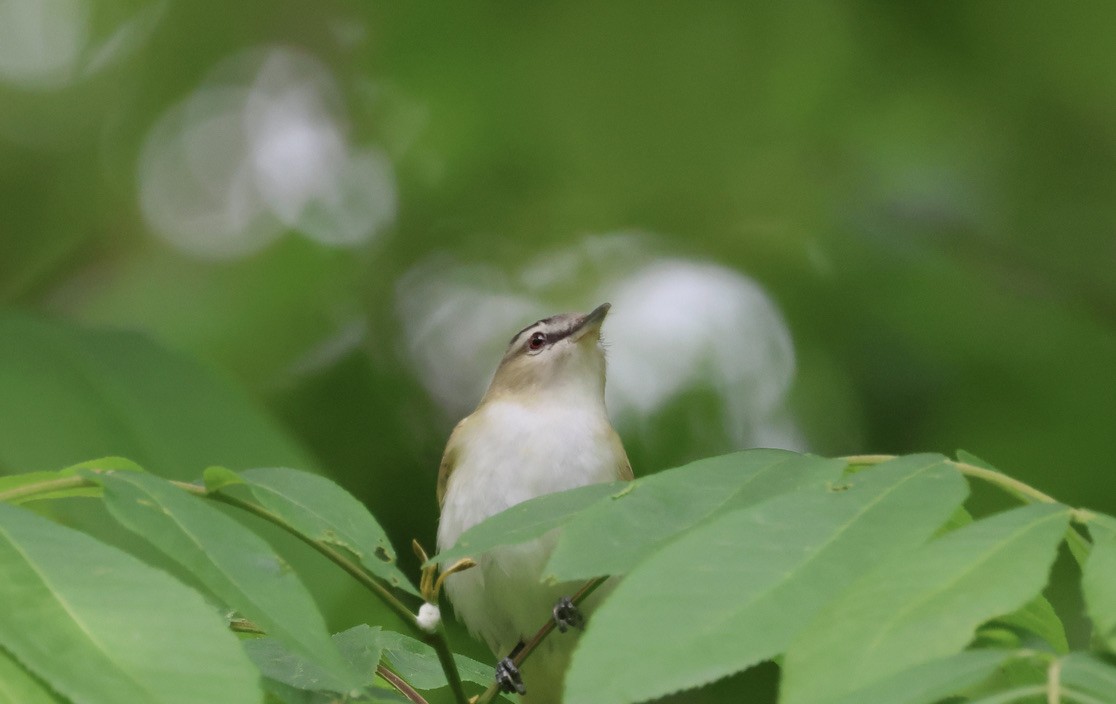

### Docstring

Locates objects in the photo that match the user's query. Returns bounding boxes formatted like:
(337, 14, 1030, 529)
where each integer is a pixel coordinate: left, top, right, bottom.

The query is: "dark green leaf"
(0, 502, 261, 704)
(565, 454, 967, 704)
(92, 470, 361, 692)
(228, 467, 417, 596)
(244, 625, 383, 692)
(781, 503, 1070, 704)
(375, 630, 495, 691)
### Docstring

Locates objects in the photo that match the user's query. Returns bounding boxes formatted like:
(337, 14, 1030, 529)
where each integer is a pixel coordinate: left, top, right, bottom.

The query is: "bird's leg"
(552, 596, 585, 633)
(495, 642, 526, 695)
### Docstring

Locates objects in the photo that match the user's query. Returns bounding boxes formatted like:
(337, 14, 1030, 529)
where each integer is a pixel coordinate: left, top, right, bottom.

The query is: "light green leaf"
(1060, 652, 1116, 704)
(546, 450, 847, 580)
(993, 594, 1069, 653)
(564, 454, 967, 704)
(781, 503, 1070, 704)
(0, 502, 261, 704)
(0, 648, 65, 704)
(91, 470, 361, 692)
(430, 481, 625, 565)
(824, 649, 1012, 704)
(0, 312, 313, 478)
(227, 467, 418, 596)
(1083, 532, 1116, 652)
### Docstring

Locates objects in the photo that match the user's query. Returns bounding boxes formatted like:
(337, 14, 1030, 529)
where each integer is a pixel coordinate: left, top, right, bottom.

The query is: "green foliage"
(0, 502, 260, 704)
(1, 449, 1114, 704)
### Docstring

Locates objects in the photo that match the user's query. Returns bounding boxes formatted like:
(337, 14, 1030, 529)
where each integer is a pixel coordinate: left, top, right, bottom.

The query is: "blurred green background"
(2, 2, 1114, 701)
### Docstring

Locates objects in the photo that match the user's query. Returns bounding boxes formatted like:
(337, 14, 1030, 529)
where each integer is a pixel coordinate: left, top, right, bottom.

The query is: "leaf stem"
(0, 475, 91, 502)
(475, 576, 608, 704)
(378, 664, 430, 704)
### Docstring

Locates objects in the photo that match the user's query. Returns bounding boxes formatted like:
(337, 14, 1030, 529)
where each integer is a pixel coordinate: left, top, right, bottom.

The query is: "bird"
(436, 302, 632, 702)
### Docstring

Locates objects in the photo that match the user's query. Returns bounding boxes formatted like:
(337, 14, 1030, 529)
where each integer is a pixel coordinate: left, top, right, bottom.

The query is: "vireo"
(437, 303, 632, 702)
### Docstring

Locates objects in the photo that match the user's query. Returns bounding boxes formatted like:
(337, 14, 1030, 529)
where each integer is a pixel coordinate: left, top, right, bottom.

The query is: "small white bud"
(417, 603, 441, 633)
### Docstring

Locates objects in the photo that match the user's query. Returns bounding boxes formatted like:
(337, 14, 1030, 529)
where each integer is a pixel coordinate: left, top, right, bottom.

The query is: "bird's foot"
(495, 657, 526, 695)
(553, 596, 585, 633)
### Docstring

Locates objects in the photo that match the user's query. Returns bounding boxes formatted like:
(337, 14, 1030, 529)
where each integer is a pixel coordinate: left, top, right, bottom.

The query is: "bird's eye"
(528, 332, 547, 351)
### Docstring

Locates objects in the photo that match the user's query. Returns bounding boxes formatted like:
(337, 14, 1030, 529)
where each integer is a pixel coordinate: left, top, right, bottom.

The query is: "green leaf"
(1059, 652, 1116, 704)
(0, 312, 313, 477)
(433, 449, 844, 577)
(0, 458, 144, 504)
(823, 649, 1012, 704)
(375, 630, 496, 691)
(203, 465, 245, 492)
(225, 467, 418, 596)
(781, 503, 1070, 704)
(0, 502, 261, 704)
(546, 450, 847, 581)
(430, 481, 625, 565)
(564, 454, 967, 704)
(992, 594, 1069, 653)
(1083, 532, 1116, 652)
(0, 648, 65, 704)
(91, 470, 361, 692)
(244, 625, 383, 693)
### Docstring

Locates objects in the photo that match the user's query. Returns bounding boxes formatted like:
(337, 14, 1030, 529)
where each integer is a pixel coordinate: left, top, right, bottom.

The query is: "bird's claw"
(496, 657, 526, 695)
(553, 596, 585, 633)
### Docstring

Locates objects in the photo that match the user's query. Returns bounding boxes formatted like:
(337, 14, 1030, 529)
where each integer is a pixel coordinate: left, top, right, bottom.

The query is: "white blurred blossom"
(397, 234, 803, 450)
(138, 47, 396, 259)
(0, 0, 165, 90)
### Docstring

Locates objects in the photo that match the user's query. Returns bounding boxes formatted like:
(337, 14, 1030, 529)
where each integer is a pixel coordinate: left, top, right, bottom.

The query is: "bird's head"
(483, 303, 611, 404)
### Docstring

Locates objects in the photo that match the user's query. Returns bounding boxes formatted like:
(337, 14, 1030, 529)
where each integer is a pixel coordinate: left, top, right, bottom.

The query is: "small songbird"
(436, 303, 632, 702)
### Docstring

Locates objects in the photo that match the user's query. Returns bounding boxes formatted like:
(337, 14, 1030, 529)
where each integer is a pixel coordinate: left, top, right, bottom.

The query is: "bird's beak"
(570, 302, 611, 342)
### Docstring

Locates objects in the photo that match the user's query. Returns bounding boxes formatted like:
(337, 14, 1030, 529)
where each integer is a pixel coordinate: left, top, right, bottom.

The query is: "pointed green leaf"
(227, 467, 418, 596)
(824, 650, 1012, 704)
(430, 481, 625, 565)
(1060, 652, 1116, 704)
(0, 648, 65, 704)
(91, 470, 361, 692)
(0, 502, 261, 704)
(781, 503, 1070, 704)
(546, 451, 846, 580)
(1083, 532, 1116, 652)
(564, 454, 967, 704)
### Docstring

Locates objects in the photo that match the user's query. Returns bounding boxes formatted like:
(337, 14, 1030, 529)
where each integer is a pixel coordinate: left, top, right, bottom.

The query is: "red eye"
(528, 332, 547, 351)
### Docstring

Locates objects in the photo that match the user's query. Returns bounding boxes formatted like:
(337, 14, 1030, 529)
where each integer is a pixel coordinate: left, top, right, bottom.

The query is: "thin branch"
(843, 455, 1093, 565)
(475, 577, 608, 704)
(378, 664, 430, 704)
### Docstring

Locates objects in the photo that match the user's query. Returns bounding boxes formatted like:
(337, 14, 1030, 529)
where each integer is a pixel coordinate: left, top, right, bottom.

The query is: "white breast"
(437, 398, 619, 654)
